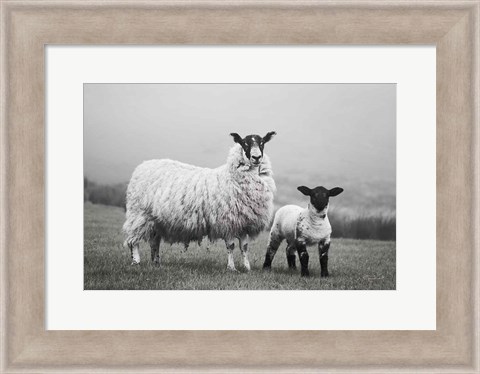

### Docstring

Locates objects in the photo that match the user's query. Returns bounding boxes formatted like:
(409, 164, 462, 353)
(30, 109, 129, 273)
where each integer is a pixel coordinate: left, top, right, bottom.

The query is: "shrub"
(329, 211, 396, 241)
(84, 178, 127, 210)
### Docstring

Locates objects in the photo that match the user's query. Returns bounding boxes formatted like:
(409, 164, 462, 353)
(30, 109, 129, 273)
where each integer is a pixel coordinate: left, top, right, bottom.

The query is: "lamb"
(123, 131, 277, 271)
(263, 185, 343, 277)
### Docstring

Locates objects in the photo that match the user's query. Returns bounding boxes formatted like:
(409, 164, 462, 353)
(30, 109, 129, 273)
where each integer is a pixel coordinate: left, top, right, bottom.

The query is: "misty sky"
(84, 84, 395, 192)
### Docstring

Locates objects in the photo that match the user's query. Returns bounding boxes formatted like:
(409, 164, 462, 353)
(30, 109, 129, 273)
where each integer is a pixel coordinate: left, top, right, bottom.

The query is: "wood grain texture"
(0, 1, 478, 373)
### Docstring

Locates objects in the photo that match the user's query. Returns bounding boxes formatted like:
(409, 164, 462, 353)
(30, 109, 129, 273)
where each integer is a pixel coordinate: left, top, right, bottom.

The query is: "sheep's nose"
(252, 155, 261, 162)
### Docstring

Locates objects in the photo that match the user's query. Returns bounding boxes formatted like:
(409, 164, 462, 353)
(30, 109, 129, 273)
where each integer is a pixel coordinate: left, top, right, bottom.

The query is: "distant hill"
(84, 172, 395, 241)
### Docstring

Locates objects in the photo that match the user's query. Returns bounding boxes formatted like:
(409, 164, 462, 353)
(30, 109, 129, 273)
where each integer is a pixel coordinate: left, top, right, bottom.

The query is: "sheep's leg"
(286, 242, 297, 269)
(148, 234, 161, 266)
(263, 232, 282, 270)
(225, 240, 237, 271)
(238, 236, 251, 271)
(318, 239, 330, 277)
(130, 244, 140, 265)
(296, 241, 309, 277)
(198, 238, 210, 252)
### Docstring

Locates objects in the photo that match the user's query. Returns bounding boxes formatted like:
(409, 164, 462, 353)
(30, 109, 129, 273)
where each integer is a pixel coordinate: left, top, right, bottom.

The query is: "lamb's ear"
(297, 186, 312, 196)
(230, 133, 243, 145)
(263, 131, 277, 143)
(328, 187, 344, 197)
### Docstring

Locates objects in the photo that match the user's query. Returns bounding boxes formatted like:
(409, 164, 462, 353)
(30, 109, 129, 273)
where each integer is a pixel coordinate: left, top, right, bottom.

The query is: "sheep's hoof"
(153, 261, 160, 267)
(130, 261, 140, 266)
(321, 271, 329, 277)
(301, 270, 310, 277)
(244, 264, 251, 272)
(262, 264, 271, 271)
(227, 266, 238, 272)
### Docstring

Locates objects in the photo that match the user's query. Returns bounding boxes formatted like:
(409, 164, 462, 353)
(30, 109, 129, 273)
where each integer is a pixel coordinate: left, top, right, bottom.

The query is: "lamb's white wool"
(123, 143, 276, 269)
(268, 204, 332, 249)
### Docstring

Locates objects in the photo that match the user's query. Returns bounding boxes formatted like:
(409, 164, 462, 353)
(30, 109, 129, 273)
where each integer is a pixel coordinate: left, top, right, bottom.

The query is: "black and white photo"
(84, 83, 396, 290)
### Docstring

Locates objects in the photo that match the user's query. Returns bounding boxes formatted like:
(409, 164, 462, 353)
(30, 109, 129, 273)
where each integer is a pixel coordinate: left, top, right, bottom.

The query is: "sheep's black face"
(297, 185, 344, 212)
(230, 131, 276, 166)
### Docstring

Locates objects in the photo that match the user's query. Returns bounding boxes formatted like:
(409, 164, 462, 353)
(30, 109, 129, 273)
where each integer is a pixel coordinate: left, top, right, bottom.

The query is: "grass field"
(84, 203, 396, 290)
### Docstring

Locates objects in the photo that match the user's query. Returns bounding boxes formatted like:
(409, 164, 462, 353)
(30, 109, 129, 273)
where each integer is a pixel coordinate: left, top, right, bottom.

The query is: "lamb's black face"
(297, 185, 344, 212)
(230, 131, 276, 166)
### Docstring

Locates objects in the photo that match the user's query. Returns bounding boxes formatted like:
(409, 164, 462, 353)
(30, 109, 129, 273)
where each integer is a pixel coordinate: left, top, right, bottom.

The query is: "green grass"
(84, 203, 396, 290)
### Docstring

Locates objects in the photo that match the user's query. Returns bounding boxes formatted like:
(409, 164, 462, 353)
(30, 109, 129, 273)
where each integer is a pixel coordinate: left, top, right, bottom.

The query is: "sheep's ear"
(297, 186, 311, 196)
(328, 187, 344, 197)
(230, 133, 243, 145)
(263, 131, 277, 143)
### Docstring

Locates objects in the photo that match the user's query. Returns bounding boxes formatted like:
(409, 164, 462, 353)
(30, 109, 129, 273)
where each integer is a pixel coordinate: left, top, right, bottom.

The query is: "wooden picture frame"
(1, 1, 478, 372)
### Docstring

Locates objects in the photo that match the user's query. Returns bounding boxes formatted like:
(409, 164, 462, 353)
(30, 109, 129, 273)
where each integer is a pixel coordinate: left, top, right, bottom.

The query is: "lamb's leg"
(129, 243, 140, 265)
(286, 242, 297, 269)
(296, 240, 309, 277)
(148, 234, 161, 266)
(225, 240, 237, 271)
(238, 236, 251, 271)
(318, 239, 330, 277)
(263, 231, 282, 270)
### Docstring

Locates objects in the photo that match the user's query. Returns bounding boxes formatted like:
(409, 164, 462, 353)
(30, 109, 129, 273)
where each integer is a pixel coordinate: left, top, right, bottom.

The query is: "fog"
(84, 84, 395, 212)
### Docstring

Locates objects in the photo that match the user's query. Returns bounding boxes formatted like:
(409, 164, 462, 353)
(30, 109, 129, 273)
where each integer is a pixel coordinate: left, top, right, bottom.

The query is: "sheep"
(123, 131, 277, 271)
(262, 185, 343, 277)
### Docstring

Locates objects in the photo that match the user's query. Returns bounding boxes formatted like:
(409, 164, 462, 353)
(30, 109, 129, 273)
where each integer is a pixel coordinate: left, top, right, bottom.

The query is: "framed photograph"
(1, 1, 478, 372)
(82, 82, 398, 291)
